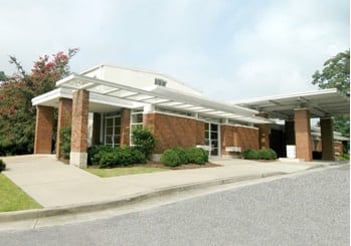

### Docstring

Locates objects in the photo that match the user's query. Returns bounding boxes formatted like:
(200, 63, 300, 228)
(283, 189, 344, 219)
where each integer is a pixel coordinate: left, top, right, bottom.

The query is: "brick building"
(32, 64, 349, 167)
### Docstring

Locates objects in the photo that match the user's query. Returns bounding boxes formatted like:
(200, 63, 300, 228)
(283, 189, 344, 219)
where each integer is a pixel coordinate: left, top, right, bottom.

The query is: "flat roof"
(234, 89, 350, 119)
(33, 73, 270, 124)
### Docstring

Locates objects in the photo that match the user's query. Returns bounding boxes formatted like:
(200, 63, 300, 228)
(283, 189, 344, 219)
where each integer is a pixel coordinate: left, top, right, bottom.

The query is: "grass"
(84, 166, 169, 178)
(0, 174, 42, 212)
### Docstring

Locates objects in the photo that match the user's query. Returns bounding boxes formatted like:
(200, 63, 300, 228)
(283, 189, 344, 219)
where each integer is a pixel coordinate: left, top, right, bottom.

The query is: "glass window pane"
(105, 135, 112, 144)
(106, 118, 113, 127)
(106, 127, 113, 135)
(115, 117, 121, 125)
(114, 126, 121, 134)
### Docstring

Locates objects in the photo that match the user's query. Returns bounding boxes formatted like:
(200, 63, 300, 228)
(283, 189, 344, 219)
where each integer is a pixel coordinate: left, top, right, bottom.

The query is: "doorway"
(205, 122, 220, 157)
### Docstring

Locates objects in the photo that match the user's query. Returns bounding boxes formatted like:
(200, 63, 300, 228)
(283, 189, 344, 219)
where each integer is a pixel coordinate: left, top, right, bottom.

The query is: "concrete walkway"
(0, 154, 333, 221)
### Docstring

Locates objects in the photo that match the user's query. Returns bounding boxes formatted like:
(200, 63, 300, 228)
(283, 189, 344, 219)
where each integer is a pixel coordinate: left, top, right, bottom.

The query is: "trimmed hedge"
(161, 147, 208, 167)
(242, 148, 277, 160)
(0, 159, 6, 172)
(88, 145, 147, 168)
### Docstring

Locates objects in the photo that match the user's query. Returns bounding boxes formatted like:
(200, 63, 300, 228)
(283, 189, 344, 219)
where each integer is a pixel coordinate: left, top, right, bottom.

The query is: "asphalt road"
(0, 164, 349, 246)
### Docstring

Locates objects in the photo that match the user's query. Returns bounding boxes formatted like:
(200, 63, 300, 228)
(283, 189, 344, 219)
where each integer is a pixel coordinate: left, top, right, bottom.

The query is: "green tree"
(0, 49, 78, 155)
(312, 50, 350, 94)
(311, 50, 350, 138)
(0, 71, 6, 81)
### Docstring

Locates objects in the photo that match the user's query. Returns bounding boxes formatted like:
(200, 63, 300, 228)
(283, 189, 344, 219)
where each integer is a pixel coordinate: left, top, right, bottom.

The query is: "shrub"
(160, 149, 182, 167)
(132, 128, 156, 159)
(88, 145, 113, 165)
(258, 148, 277, 160)
(161, 147, 208, 167)
(172, 147, 189, 164)
(95, 146, 147, 168)
(242, 149, 258, 160)
(0, 139, 17, 156)
(59, 125, 71, 160)
(242, 148, 277, 160)
(186, 147, 208, 165)
(0, 159, 6, 172)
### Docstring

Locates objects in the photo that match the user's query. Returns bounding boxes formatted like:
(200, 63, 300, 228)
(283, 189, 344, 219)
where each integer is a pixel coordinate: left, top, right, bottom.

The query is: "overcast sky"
(0, 0, 349, 101)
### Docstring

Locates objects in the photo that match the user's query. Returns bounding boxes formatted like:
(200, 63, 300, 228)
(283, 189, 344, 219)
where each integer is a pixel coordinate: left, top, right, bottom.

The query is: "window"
(154, 78, 167, 87)
(130, 109, 144, 144)
(104, 114, 121, 147)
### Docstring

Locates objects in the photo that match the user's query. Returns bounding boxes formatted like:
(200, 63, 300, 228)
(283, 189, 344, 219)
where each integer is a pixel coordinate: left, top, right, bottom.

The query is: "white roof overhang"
(235, 89, 350, 119)
(32, 73, 270, 124)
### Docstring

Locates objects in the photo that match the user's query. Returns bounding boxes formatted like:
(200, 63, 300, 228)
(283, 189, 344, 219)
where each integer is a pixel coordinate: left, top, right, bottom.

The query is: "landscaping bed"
(85, 161, 221, 178)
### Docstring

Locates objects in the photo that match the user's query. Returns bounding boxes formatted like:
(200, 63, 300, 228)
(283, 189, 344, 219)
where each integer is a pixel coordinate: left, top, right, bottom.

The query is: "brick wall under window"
(143, 113, 205, 153)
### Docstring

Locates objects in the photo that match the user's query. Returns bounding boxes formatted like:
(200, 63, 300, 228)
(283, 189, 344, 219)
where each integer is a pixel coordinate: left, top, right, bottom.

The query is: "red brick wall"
(71, 90, 89, 152)
(143, 113, 205, 153)
(221, 125, 259, 155)
(294, 109, 312, 161)
(34, 106, 54, 154)
(120, 108, 131, 146)
(56, 98, 72, 158)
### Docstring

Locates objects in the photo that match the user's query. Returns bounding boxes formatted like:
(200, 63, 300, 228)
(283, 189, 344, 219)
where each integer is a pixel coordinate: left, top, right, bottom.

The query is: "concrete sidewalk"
(0, 154, 332, 222)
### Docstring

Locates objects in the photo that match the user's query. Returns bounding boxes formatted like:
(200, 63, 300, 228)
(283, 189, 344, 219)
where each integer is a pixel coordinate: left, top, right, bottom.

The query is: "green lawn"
(0, 174, 42, 212)
(85, 166, 169, 178)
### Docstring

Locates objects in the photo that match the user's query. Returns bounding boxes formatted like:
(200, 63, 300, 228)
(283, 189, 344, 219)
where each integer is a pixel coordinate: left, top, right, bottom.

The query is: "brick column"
(56, 98, 72, 159)
(255, 112, 270, 149)
(120, 108, 131, 146)
(320, 117, 334, 160)
(70, 89, 89, 168)
(34, 106, 54, 154)
(294, 108, 312, 161)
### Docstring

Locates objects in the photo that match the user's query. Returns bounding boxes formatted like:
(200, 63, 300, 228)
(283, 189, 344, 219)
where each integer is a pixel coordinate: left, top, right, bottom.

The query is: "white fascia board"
(31, 88, 72, 106)
(89, 93, 143, 109)
(151, 86, 259, 116)
(232, 88, 340, 105)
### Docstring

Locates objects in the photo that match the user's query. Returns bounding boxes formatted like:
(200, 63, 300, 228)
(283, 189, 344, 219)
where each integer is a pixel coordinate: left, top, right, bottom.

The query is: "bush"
(90, 146, 147, 168)
(161, 147, 209, 167)
(172, 147, 189, 164)
(132, 128, 156, 159)
(88, 145, 113, 165)
(160, 149, 182, 167)
(242, 149, 258, 160)
(186, 147, 208, 165)
(242, 148, 277, 160)
(258, 148, 277, 160)
(0, 159, 6, 172)
(59, 125, 71, 160)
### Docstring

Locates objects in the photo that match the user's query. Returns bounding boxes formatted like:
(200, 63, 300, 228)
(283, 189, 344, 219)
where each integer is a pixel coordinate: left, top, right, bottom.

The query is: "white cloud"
(226, 0, 349, 100)
(0, 0, 348, 101)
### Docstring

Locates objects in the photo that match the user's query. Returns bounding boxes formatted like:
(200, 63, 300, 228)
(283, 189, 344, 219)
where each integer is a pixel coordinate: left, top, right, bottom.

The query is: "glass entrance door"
(205, 123, 220, 157)
(104, 115, 121, 147)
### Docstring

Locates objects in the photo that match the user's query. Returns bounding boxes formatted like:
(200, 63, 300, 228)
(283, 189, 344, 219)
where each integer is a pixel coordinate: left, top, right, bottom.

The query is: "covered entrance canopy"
(235, 88, 350, 161)
(33, 73, 269, 124)
(235, 88, 349, 119)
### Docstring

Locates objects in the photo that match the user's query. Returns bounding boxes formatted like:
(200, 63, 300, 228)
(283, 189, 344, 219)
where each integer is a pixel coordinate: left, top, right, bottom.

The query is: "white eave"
(47, 73, 270, 124)
(234, 88, 350, 119)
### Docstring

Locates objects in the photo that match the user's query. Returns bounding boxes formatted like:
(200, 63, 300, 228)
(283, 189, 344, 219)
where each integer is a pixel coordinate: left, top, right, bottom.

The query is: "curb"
(0, 172, 285, 223)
